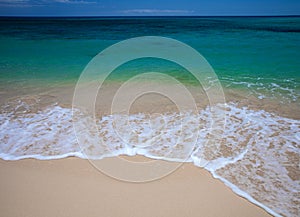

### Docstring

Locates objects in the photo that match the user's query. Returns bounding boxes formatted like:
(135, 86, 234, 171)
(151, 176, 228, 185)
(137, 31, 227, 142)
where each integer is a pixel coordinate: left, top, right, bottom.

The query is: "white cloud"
(53, 0, 95, 4)
(0, 0, 28, 2)
(122, 9, 194, 14)
(0, 0, 95, 8)
(0, 0, 34, 7)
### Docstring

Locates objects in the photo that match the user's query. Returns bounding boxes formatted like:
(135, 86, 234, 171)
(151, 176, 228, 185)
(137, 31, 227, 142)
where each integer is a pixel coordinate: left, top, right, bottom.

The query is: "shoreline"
(0, 157, 272, 217)
(1, 80, 299, 119)
(0, 81, 298, 217)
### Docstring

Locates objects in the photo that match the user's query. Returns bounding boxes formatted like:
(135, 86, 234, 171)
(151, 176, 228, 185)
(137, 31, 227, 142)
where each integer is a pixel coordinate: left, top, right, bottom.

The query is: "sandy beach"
(0, 157, 272, 217)
(0, 82, 298, 216)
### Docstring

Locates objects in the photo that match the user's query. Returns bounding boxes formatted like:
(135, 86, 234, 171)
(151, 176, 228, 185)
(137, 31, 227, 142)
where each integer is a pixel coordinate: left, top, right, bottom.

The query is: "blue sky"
(0, 0, 299, 16)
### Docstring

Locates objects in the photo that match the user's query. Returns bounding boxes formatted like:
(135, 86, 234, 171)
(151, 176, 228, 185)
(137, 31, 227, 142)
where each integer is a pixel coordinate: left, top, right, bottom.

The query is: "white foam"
(210, 172, 283, 217)
(0, 101, 299, 216)
(197, 104, 300, 217)
(221, 76, 299, 103)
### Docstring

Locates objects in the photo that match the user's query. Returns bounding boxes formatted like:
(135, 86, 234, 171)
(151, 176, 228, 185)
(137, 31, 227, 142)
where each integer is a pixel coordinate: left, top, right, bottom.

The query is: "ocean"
(0, 16, 299, 216)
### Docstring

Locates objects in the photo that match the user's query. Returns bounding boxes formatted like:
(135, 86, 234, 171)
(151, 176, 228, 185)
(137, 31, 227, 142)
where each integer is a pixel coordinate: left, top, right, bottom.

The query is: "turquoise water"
(0, 16, 299, 102)
(0, 17, 300, 217)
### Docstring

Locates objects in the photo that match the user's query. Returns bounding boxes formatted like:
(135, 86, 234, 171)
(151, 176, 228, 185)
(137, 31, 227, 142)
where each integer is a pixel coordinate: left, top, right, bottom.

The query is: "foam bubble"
(0, 99, 299, 217)
(191, 104, 300, 217)
(221, 76, 299, 103)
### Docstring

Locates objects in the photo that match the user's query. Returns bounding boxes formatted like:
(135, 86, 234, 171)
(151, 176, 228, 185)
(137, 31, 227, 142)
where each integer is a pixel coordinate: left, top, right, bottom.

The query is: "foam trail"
(210, 172, 282, 217)
(0, 99, 299, 217)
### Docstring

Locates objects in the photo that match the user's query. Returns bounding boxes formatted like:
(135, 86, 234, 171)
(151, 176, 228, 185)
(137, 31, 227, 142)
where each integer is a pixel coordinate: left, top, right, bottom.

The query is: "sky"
(0, 0, 299, 16)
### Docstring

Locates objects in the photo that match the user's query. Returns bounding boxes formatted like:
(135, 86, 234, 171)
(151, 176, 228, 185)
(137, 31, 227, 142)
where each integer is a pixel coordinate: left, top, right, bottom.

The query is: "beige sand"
(0, 82, 291, 217)
(0, 157, 272, 217)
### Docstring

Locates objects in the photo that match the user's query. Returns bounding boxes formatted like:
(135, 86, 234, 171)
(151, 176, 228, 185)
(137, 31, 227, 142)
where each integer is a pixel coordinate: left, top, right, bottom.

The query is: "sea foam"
(0, 98, 299, 217)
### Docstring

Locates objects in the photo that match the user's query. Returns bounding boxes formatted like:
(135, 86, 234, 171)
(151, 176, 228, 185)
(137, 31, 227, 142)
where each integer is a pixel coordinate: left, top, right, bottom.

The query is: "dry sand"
(0, 157, 272, 217)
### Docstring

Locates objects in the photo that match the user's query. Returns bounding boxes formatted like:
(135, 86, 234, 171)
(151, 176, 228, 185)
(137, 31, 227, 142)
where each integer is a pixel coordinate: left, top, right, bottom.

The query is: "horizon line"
(0, 15, 299, 18)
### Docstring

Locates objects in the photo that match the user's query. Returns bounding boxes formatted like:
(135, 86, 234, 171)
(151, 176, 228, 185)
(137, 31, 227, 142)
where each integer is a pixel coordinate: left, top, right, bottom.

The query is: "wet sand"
(0, 81, 298, 217)
(2, 81, 298, 119)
